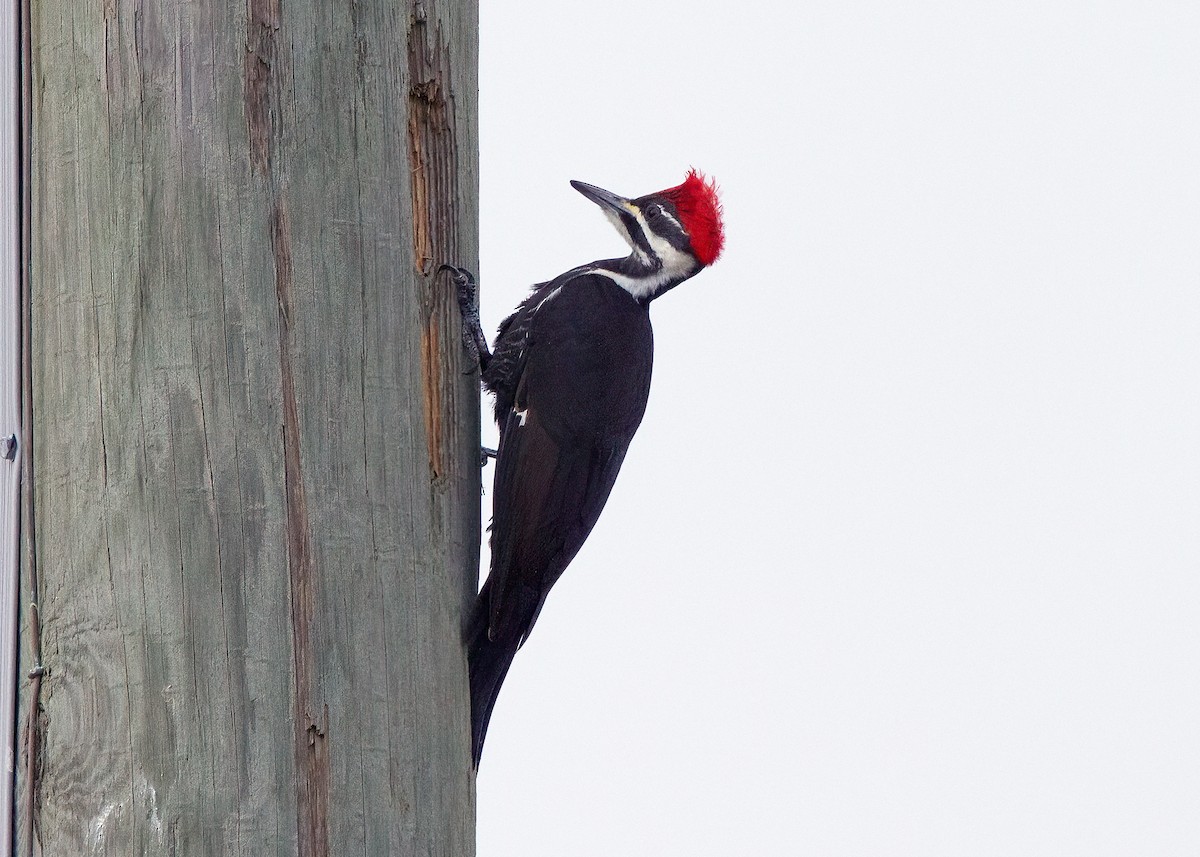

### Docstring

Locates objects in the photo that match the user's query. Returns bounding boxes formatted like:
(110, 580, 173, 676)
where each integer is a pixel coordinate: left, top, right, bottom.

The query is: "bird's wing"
(483, 275, 653, 645)
(487, 406, 631, 644)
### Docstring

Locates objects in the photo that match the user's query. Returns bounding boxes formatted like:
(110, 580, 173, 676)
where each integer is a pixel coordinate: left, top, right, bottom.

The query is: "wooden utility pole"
(15, 1, 479, 854)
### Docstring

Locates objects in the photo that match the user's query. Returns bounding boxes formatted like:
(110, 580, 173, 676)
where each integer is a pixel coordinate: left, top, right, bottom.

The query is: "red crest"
(658, 169, 725, 266)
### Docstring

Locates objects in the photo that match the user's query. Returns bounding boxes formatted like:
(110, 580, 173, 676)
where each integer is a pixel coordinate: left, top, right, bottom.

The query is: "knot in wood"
(410, 79, 442, 104)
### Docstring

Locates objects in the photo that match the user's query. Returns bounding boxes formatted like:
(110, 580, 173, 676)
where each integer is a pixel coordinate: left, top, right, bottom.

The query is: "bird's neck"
(590, 253, 698, 304)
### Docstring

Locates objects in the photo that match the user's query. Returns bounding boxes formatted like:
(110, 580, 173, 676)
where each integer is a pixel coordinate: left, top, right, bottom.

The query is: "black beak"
(570, 180, 632, 217)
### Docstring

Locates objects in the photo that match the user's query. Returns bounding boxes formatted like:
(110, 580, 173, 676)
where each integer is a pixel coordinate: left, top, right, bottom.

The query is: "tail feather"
(468, 623, 520, 768)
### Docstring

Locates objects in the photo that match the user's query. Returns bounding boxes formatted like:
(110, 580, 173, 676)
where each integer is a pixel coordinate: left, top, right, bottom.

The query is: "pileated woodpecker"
(453, 170, 724, 767)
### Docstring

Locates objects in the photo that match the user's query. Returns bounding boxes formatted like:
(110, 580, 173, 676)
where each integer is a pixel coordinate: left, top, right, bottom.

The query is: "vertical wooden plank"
(0, 1, 22, 854)
(16, 1, 479, 854)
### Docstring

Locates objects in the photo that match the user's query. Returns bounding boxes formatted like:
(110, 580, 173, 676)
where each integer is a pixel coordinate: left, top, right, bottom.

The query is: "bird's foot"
(440, 264, 492, 373)
(480, 446, 498, 467)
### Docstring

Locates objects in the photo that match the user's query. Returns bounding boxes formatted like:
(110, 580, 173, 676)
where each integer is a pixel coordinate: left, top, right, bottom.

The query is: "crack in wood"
(408, 11, 461, 486)
(245, 4, 333, 848)
(407, 112, 433, 275)
(245, 0, 280, 174)
(271, 127, 330, 857)
(420, 322, 445, 479)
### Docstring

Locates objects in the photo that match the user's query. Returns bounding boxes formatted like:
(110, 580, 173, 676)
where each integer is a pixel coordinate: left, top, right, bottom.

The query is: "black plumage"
(469, 274, 654, 764)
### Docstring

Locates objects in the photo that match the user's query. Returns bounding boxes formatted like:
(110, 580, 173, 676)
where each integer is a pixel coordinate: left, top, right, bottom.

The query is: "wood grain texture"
(16, 1, 479, 854)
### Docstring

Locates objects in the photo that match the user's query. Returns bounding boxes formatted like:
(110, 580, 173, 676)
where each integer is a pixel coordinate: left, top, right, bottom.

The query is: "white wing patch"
(534, 285, 563, 313)
(515, 406, 529, 427)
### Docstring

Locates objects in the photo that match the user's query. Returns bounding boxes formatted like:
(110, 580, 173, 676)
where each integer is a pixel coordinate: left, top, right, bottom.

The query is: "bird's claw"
(440, 264, 491, 372)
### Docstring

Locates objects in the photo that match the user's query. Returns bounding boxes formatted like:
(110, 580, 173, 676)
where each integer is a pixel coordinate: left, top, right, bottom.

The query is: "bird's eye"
(644, 204, 661, 218)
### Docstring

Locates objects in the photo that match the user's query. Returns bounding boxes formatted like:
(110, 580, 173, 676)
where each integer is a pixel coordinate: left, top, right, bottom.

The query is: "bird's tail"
(468, 597, 520, 769)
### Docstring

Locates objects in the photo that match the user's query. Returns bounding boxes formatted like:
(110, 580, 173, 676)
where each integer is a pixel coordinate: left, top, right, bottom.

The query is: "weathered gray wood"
(16, 1, 479, 854)
(1, 4, 24, 854)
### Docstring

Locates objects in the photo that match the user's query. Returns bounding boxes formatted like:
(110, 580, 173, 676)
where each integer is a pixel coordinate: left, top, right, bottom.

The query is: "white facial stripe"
(604, 207, 651, 265)
(630, 208, 696, 279)
(594, 202, 698, 299)
(657, 208, 683, 232)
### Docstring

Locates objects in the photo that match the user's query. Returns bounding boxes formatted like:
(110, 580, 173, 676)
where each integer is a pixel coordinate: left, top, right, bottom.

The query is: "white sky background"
(475, 2, 1200, 854)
